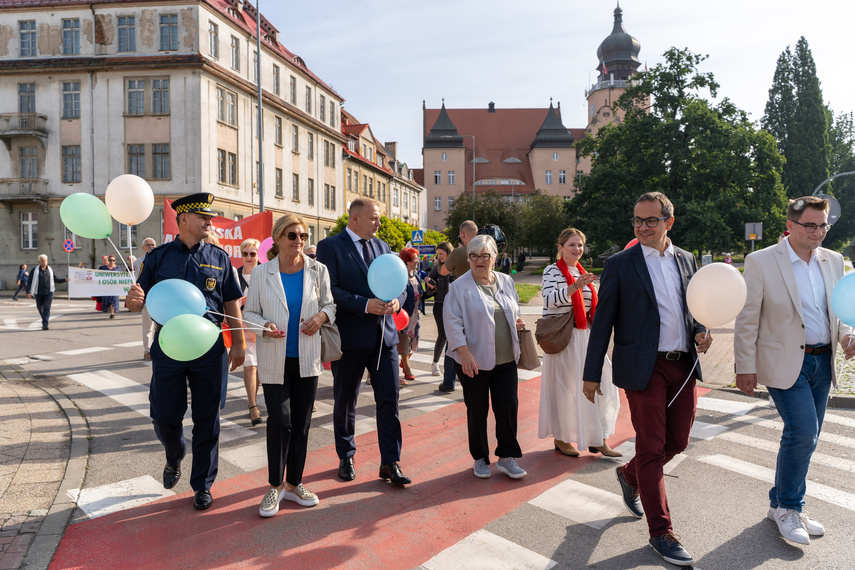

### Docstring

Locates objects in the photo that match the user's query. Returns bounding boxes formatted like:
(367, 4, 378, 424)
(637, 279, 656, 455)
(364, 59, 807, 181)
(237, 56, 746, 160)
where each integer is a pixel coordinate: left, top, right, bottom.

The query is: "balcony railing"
(585, 79, 638, 97)
(0, 113, 48, 149)
(0, 178, 49, 198)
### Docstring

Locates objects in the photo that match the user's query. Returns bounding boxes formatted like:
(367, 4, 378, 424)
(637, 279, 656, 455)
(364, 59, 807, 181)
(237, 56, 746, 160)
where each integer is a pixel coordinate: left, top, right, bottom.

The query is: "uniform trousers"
(622, 355, 697, 537)
(149, 332, 226, 492)
(455, 360, 522, 462)
(262, 357, 318, 488)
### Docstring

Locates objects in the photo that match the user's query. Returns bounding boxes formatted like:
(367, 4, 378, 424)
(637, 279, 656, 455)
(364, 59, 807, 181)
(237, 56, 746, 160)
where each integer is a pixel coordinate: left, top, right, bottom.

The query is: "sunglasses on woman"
(283, 232, 309, 241)
(241, 251, 258, 257)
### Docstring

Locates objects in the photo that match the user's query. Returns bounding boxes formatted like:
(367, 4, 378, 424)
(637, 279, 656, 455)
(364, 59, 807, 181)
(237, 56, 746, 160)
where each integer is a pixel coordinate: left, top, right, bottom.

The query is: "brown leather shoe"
(589, 441, 623, 457)
(554, 439, 580, 457)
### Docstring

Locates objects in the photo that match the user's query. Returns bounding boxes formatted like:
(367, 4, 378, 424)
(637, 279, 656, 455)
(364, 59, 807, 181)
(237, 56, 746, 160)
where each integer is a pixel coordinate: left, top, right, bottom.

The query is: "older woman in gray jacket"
(244, 214, 336, 518)
(443, 234, 527, 480)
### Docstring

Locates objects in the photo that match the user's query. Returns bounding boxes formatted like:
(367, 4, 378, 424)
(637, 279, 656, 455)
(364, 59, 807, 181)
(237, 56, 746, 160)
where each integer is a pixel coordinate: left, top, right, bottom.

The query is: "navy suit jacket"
(316, 229, 406, 351)
(582, 243, 705, 391)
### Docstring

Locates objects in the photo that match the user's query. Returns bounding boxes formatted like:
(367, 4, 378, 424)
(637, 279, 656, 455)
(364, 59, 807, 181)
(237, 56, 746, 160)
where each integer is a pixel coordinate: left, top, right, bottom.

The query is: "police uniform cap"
(173, 193, 216, 217)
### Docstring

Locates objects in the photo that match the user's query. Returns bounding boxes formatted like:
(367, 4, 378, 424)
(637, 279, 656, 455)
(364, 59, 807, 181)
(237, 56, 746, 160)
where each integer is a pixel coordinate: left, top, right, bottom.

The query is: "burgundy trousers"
(622, 354, 697, 537)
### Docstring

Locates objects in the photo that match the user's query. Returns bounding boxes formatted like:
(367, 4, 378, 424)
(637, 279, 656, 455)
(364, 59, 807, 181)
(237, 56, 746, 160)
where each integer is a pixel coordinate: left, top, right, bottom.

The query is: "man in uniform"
(126, 193, 244, 511)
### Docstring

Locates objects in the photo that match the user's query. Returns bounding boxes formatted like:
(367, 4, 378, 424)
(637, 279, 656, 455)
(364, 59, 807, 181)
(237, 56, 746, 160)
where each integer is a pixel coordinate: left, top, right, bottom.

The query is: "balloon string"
(220, 326, 266, 333)
(206, 309, 262, 329)
(667, 331, 709, 408)
(106, 237, 134, 280)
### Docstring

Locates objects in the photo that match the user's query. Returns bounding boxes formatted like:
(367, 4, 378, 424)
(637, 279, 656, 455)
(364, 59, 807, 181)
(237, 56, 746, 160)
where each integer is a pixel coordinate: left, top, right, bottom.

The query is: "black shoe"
(42, 326, 49, 330)
(649, 533, 694, 567)
(438, 384, 455, 393)
(193, 490, 213, 510)
(615, 465, 644, 518)
(163, 463, 181, 489)
(338, 457, 355, 481)
(379, 462, 411, 485)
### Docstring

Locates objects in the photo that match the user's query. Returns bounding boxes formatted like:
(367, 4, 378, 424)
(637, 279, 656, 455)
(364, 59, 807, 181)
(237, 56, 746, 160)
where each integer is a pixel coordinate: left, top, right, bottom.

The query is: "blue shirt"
(280, 269, 304, 357)
(137, 237, 242, 323)
(17, 268, 28, 285)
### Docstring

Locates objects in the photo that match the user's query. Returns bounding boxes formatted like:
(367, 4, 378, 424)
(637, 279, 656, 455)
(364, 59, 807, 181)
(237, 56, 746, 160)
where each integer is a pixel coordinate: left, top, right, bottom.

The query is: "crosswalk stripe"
(690, 420, 729, 440)
(606, 441, 686, 475)
(3, 319, 20, 329)
(697, 454, 855, 512)
(319, 414, 375, 436)
(114, 341, 143, 348)
(696, 396, 763, 416)
(422, 529, 557, 570)
(56, 347, 113, 356)
(68, 475, 173, 519)
(717, 431, 855, 474)
(735, 415, 855, 449)
(529, 478, 627, 530)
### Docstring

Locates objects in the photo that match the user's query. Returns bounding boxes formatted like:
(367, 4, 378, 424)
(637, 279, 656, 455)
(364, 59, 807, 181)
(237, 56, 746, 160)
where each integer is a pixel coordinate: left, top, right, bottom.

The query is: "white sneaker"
(282, 483, 319, 507)
(496, 457, 527, 479)
(430, 362, 441, 376)
(259, 485, 284, 518)
(473, 458, 491, 479)
(768, 507, 824, 537)
(769, 507, 810, 544)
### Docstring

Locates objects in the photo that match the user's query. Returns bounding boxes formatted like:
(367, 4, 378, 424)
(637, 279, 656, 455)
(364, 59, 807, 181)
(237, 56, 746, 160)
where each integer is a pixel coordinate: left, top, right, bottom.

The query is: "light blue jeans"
(767, 348, 832, 512)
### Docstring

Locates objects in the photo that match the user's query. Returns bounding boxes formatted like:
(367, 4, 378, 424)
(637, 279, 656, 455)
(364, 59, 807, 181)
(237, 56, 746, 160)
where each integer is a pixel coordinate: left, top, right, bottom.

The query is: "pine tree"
(761, 48, 795, 170)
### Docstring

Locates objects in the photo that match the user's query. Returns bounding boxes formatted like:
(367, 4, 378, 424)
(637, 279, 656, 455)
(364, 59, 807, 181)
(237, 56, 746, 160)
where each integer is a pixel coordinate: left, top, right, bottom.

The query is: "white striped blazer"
(243, 254, 336, 380)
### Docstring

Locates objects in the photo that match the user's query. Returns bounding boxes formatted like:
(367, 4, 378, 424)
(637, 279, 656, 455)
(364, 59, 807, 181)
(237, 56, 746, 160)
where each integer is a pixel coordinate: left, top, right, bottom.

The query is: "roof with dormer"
(424, 103, 464, 148)
(530, 103, 575, 150)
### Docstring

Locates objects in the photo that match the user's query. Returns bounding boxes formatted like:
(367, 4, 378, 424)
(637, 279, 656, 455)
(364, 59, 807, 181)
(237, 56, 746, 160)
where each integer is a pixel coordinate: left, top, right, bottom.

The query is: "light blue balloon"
(146, 279, 207, 325)
(831, 272, 855, 327)
(367, 254, 408, 301)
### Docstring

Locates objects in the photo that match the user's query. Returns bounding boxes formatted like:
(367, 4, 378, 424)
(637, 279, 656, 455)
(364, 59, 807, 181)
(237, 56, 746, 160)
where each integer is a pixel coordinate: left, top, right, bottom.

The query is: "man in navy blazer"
(316, 198, 411, 485)
(582, 192, 712, 567)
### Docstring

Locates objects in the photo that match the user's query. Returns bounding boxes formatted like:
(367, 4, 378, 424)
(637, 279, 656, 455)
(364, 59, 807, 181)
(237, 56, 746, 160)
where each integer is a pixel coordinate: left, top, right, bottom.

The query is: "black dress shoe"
(162, 463, 181, 489)
(193, 490, 213, 510)
(338, 457, 355, 481)
(379, 462, 411, 485)
(615, 465, 643, 518)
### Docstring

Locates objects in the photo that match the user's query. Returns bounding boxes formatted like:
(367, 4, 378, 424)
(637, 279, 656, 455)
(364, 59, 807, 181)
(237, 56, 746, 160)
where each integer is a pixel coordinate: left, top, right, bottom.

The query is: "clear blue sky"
(263, 0, 853, 167)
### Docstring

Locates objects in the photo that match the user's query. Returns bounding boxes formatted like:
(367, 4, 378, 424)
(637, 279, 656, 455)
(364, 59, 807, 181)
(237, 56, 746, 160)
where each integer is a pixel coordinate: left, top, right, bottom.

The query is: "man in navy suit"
(316, 198, 411, 485)
(582, 192, 712, 567)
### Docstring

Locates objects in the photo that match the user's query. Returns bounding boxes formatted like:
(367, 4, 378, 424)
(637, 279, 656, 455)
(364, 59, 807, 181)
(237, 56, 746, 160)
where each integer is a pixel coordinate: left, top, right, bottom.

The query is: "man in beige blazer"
(735, 196, 855, 546)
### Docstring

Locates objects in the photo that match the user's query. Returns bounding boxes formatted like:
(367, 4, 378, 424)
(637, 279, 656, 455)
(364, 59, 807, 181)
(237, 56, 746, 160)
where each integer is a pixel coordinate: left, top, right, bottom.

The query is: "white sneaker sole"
(767, 507, 822, 538)
(283, 489, 319, 507)
(259, 491, 284, 518)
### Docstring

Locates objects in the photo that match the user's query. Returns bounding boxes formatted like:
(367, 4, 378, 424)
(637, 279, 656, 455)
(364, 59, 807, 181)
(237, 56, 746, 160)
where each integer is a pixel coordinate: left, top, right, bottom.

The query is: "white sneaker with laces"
(768, 507, 824, 537)
(770, 507, 810, 544)
(283, 483, 319, 507)
(496, 457, 527, 479)
(473, 458, 491, 479)
(430, 362, 441, 376)
(259, 485, 284, 518)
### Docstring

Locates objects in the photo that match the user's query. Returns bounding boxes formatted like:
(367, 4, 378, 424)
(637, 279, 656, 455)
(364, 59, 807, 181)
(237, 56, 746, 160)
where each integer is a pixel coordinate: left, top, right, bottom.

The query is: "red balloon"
(624, 238, 639, 250)
(392, 310, 409, 331)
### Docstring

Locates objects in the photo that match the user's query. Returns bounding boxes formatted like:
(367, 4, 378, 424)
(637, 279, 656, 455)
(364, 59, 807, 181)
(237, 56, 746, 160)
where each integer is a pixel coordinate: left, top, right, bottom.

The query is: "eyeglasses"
(283, 232, 309, 241)
(108, 258, 116, 262)
(468, 253, 492, 262)
(241, 251, 258, 257)
(630, 216, 669, 228)
(791, 220, 832, 233)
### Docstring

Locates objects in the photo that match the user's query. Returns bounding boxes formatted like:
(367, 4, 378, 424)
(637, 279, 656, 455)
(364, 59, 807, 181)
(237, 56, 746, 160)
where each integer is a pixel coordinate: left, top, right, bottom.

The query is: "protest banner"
(68, 267, 134, 298)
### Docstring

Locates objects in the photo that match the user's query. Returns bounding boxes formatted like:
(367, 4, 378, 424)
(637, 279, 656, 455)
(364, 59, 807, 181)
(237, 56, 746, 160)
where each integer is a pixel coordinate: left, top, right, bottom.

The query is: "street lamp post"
(462, 134, 476, 223)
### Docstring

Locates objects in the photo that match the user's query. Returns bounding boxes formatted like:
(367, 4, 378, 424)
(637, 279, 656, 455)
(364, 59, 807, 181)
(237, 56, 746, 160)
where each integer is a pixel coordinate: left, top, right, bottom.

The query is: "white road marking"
(402, 394, 456, 414)
(697, 454, 855, 512)
(690, 420, 729, 440)
(530, 479, 627, 529)
(717, 431, 855, 474)
(221, 441, 268, 473)
(735, 414, 855, 449)
(607, 441, 686, 474)
(423, 529, 557, 570)
(696, 396, 763, 416)
(319, 414, 375, 436)
(56, 347, 113, 356)
(68, 475, 173, 519)
(114, 341, 143, 348)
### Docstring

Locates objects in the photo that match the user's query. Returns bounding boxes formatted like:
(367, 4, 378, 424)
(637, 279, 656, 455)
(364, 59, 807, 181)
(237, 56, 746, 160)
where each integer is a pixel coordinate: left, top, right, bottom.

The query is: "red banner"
(163, 198, 273, 267)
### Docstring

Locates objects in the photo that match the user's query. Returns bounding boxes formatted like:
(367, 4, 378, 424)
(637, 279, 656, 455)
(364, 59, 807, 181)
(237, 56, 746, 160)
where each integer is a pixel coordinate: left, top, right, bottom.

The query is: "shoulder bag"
(314, 275, 342, 363)
(534, 312, 574, 354)
(517, 327, 540, 370)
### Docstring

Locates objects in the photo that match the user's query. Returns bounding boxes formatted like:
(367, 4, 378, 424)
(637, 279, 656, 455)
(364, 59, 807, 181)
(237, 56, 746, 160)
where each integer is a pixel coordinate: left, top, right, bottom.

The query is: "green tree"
(569, 48, 787, 256)
(444, 190, 522, 248)
(327, 213, 445, 251)
(823, 112, 855, 250)
(519, 191, 570, 260)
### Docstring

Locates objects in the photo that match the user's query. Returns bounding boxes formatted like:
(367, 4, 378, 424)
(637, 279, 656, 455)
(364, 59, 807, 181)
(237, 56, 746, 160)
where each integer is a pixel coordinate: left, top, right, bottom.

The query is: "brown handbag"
(517, 328, 540, 370)
(534, 312, 574, 354)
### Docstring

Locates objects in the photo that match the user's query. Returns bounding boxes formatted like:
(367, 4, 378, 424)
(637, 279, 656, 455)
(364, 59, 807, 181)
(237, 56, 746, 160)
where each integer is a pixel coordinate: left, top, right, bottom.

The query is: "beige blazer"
(243, 255, 336, 380)
(734, 240, 852, 389)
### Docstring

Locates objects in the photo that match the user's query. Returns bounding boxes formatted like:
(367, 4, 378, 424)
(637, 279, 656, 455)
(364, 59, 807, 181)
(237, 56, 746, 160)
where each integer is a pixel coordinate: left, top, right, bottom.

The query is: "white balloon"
(105, 174, 154, 226)
(686, 262, 747, 329)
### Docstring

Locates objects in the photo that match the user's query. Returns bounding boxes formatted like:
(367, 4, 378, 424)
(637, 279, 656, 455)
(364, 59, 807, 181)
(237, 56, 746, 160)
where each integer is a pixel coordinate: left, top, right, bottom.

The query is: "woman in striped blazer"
(244, 214, 336, 518)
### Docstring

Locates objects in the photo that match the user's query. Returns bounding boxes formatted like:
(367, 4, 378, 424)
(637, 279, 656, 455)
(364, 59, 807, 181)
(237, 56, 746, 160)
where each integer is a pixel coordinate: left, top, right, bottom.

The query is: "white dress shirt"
(641, 240, 687, 352)
(785, 237, 830, 345)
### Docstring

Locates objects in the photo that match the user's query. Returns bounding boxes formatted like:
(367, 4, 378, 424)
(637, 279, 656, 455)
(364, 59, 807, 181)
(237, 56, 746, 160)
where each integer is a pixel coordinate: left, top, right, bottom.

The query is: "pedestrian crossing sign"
(411, 230, 424, 244)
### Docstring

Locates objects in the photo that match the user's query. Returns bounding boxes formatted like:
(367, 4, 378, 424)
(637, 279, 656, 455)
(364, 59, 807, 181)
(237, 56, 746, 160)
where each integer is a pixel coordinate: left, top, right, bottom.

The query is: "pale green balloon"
(60, 193, 113, 239)
(159, 314, 221, 361)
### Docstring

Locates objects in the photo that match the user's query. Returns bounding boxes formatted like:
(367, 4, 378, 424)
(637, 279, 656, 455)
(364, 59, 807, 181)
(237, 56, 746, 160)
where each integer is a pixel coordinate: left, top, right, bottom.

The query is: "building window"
(347, 168, 352, 191)
(227, 152, 236, 185)
(152, 79, 169, 114)
(289, 76, 296, 104)
(118, 16, 136, 53)
(331, 186, 336, 210)
(226, 91, 236, 125)
(324, 184, 330, 209)
(403, 193, 409, 210)
(353, 171, 359, 193)
(20, 146, 37, 178)
(119, 224, 138, 248)
(319, 95, 325, 122)
(62, 81, 80, 119)
(368, 179, 373, 198)
(448, 196, 454, 209)
(217, 149, 226, 182)
(380, 182, 385, 202)
(292, 173, 300, 201)
(558, 170, 566, 184)
(274, 116, 282, 145)
(363, 175, 368, 196)
(62, 145, 81, 183)
(18, 83, 35, 115)
(441, 152, 447, 161)
(291, 125, 298, 152)
(329, 101, 335, 127)
(308, 226, 315, 245)
(252, 50, 258, 83)
(62, 19, 80, 55)
(21, 212, 37, 250)
(323, 141, 329, 166)
(448, 171, 455, 185)
(412, 194, 418, 212)
(577, 171, 583, 183)
(434, 171, 441, 185)
(308, 178, 314, 206)
(275, 168, 283, 197)
(272, 65, 280, 95)
(159, 14, 178, 51)
(393, 188, 399, 207)
(230, 36, 240, 70)
(19, 21, 36, 57)
(153, 144, 170, 179)
(127, 79, 144, 115)
(128, 144, 145, 177)
(434, 196, 441, 211)
(307, 133, 314, 160)
(208, 21, 218, 58)
(553, 152, 559, 161)
(216, 87, 225, 122)
(330, 145, 335, 168)
(305, 86, 312, 113)
(545, 170, 552, 185)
